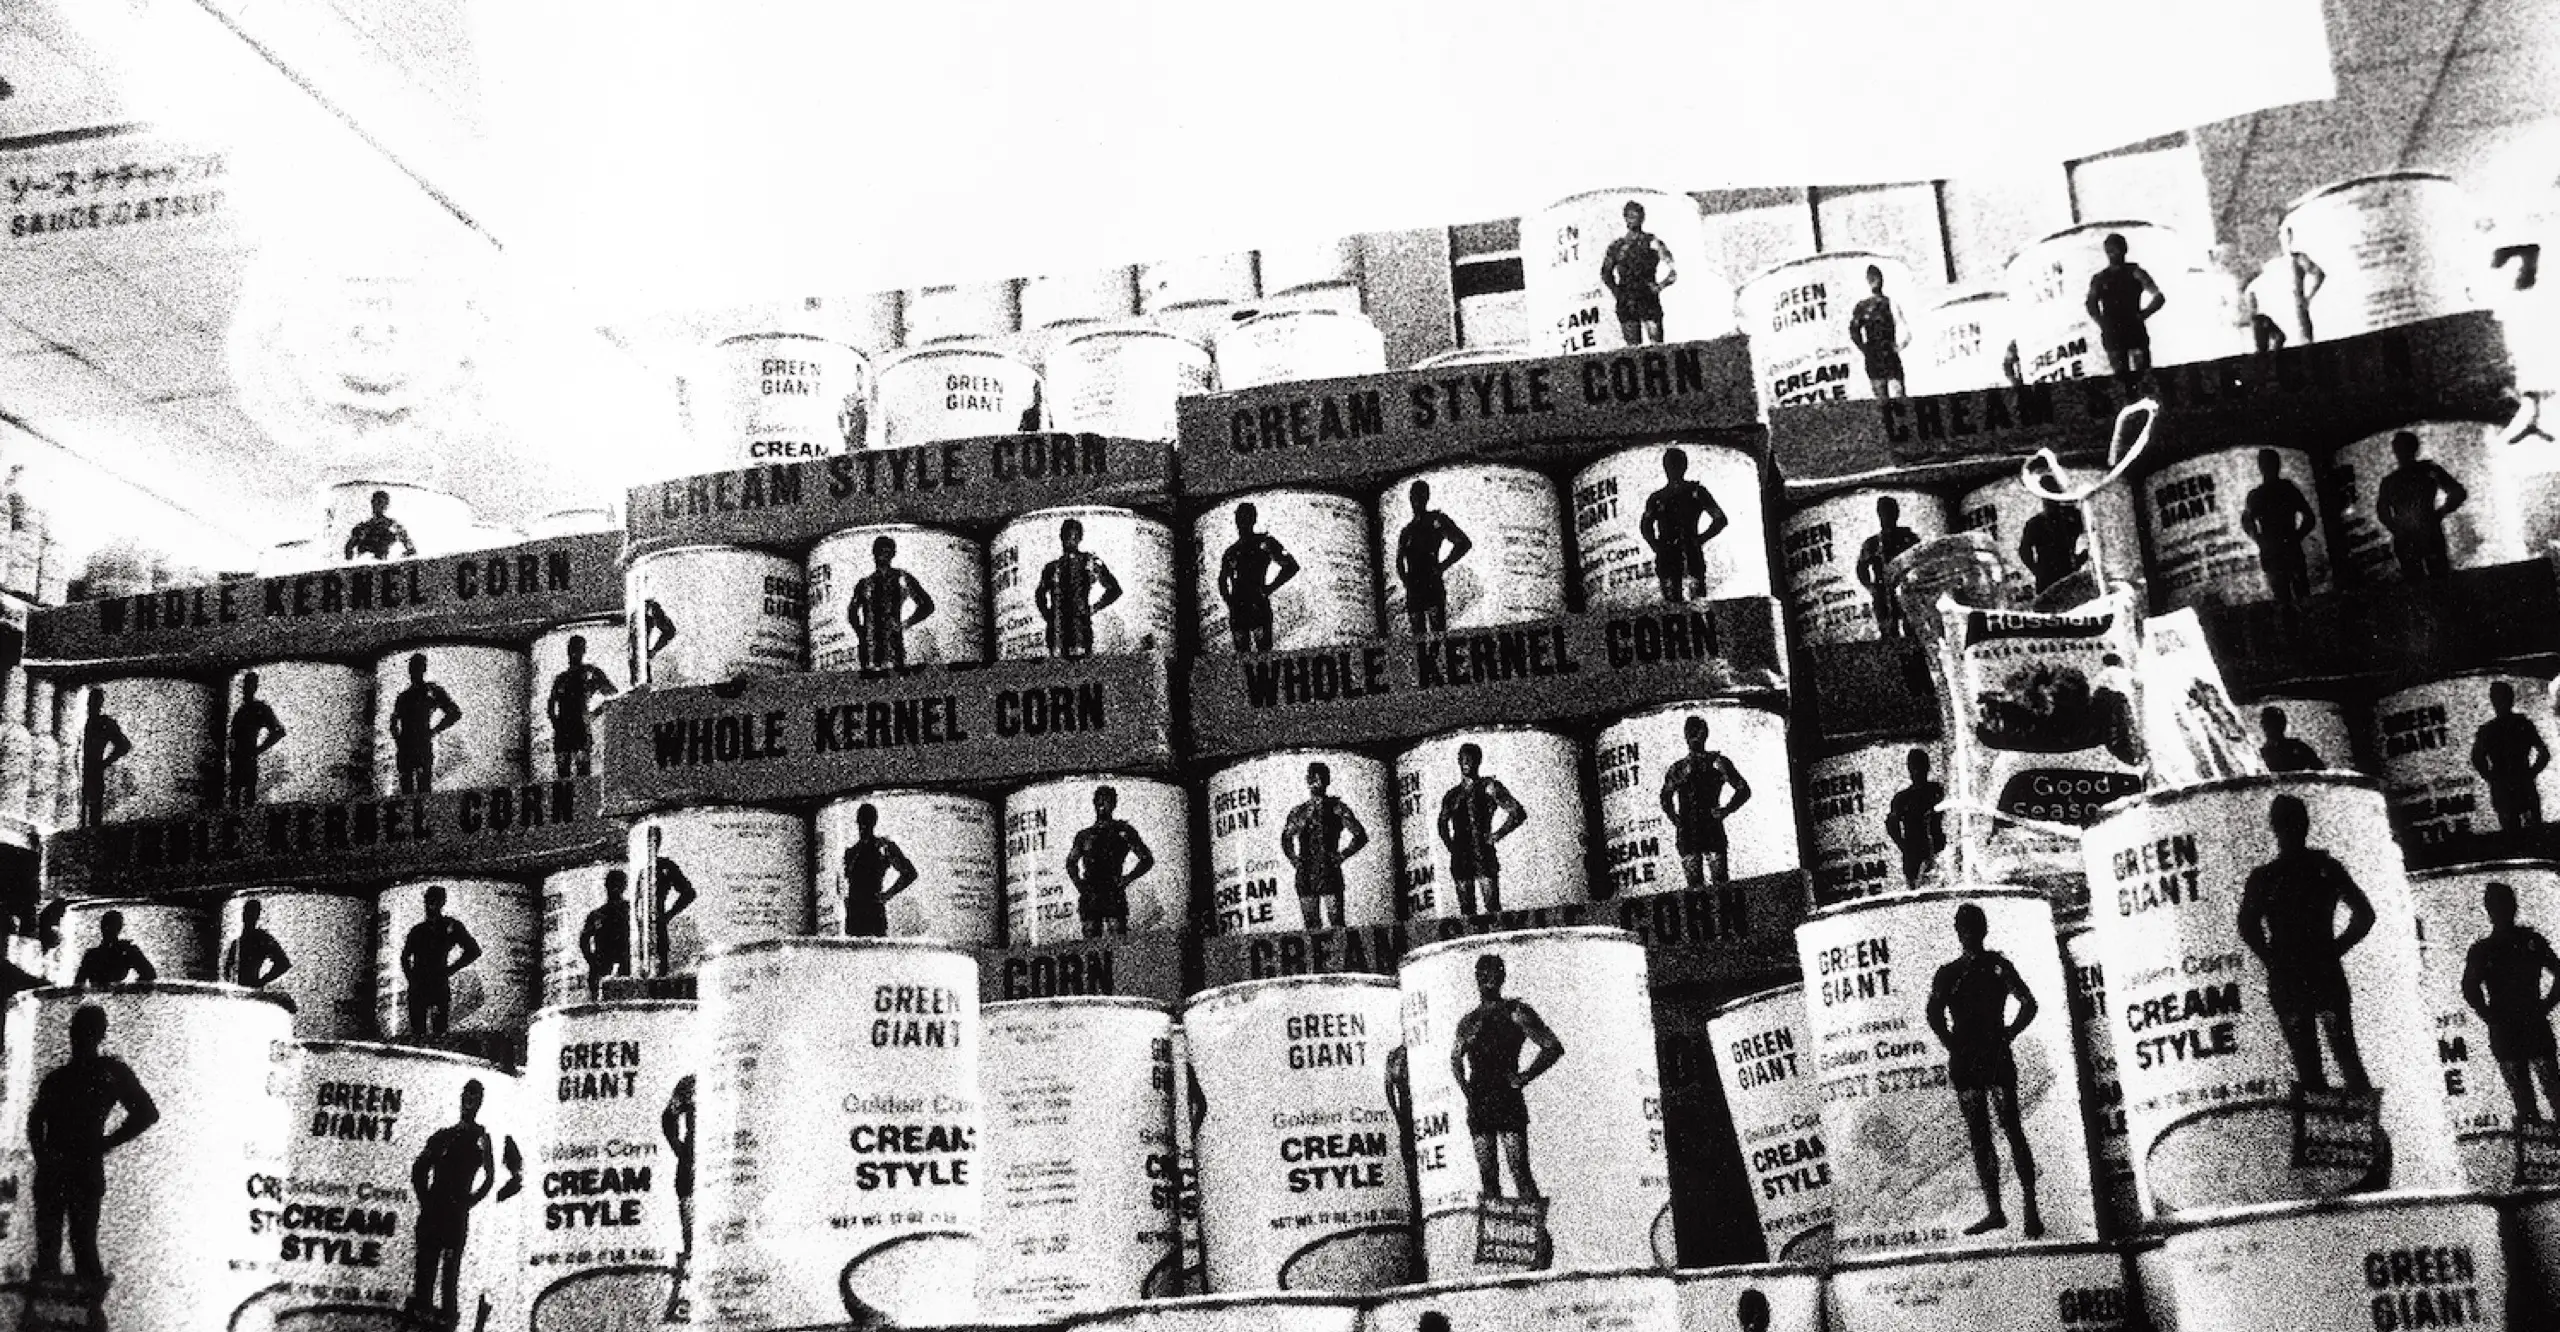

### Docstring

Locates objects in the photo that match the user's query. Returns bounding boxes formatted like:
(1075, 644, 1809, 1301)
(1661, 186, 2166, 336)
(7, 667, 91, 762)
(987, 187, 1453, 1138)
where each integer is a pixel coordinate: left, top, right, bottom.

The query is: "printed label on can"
(1166, 1026, 1207, 1293)
(629, 806, 811, 978)
(371, 645, 531, 796)
(524, 1004, 699, 1328)
(629, 546, 809, 689)
(1215, 312, 1388, 392)
(531, 618, 630, 781)
(1572, 443, 1771, 612)
(1807, 739, 1951, 904)
(1378, 467, 1565, 636)
(1705, 989, 1836, 1263)
(73, 677, 215, 826)
(1780, 489, 1947, 647)
(1829, 1245, 2130, 1332)
(1366, 1270, 1678, 1332)
(711, 334, 868, 462)
(374, 877, 540, 1040)
(1672, 1267, 1824, 1332)
(322, 481, 476, 563)
(225, 661, 370, 806)
(1207, 751, 1397, 936)
(1049, 330, 1214, 443)
(2280, 175, 2486, 341)
(51, 900, 211, 986)
(223, 889, 374, 1039)
(2141, 446, 2332, 611)
(1739, 254, 1917, 408)
(1004, 776, 1192, 945)
(2005, 222, 2240, 382)
(1912, 291, 2014, 396)
(2245, 696, 2359, 775)
(2163, 1198, 2502, 1332)
(1595, 702, 1796, 912)
(1396, 729, 1586, 921)
(1196, 491, 1377, 655)
(2325, 422, 2522, 584)
(1183, 979, 1415, 1291)
(1956, 468, 2146, 602)
(877, 348, 1042, 450)
(2408, 862, 2560, 1190)
(807, 525, 988, 674)
(815, 790, 1001, 946)
(2080, 778, 2461, 1219)
(1798, 892, 2096, 1252)
(542, 861, 636, 1008)
(2371, 672, 2560, 847)
(1528, 188, 1735, 354)
(992, 508, 1177, 661)
(1947, 603, 2147, 851)
(2060, 923, 2140, 1234)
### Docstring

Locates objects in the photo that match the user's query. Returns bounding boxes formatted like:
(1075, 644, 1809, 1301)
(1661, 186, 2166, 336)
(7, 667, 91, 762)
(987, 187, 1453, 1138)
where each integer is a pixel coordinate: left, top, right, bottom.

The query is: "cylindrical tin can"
(370, 643, 529, 796)
(2139, 445, 2333, 610)
(0, 985, 293, 1332)
(1396, 726, 1585, 920)
(1779, 487, 1948, 647)
(1526, 188, 1734, 353)
(73, 676, 215, 826)
(876, 343, 1042, 450)
(2003, 220, 2239, 383)
(2371, 670, 2560, 845)
(256, 538, 325, 577)
(1956, 467, 2147, 600)
(1141, 253, 1259, 314)
(2160, 1192, 2502, 1332)
(23, 678, 55, 834)
(2078, 774, 2461, 1219)
(706, 332, 869, 462)
(627, 544, 808, 688)
(2250, 253, 2313, 349)
(991, 505, 1177, 661)
(2130, 1233, 2178, 1332)
(321, 479, 476, 562)
(1829, 1241, 2129, 1332)
(1167, 1024, 1208, 1294)
(224, 660, 370, 807)
(1704, 984, 1836, 1263)
(256, 1038, 526, 1329)
(1021, 267, 1139, 331)
(814, 789, 1000, 945)
(2325, 421, 2523, 584)
(1795, 886, 2096, 1253)
(1595, 701, 1798, 910)
(1257, 238, 1360, 297)
(1736, 251, 1917, 407)
(2058, 915, 2140, 1235)
(1397, 927, 1673, 1277)
(807, 522, 988, 673)
(523, 1001, 701, 1330)
(1910, 285, 2017, 394)
(1670, 1263, 1824, 1332)
(1206, 749, 1397, 935)
(2245, 694, 2360, 775)
(222, 888, 374, 1037)
(1377, 464, 1565, 636)
(1003, 775, 1192, 945)
(1806, 737, 1952, 904)
(1074, 1292, 1360, 1332)
(902, 280, 1021, 346)
(527, 506, 618, 538)
(1195, 490, 1378, 654)
(1571, 442, 1771, 610)
(374, 876, 540, 1042)
(52, 897, 211, 986)
(1047, 326, 1214, 443)
(697, 938, 983, 1329)
(1181, 976, 1415, 1292)
(541, 859, 636, 1007)
(1365, 1270, 1678, 1332)
(978, 998, 1179, 1314)
(2279, 171, 2486, 341)
(2408, 859, 2560, 1192)
(1214, 309, 1388, 391)
(629, 804, 811, 979)
(530, 615, 630, 780)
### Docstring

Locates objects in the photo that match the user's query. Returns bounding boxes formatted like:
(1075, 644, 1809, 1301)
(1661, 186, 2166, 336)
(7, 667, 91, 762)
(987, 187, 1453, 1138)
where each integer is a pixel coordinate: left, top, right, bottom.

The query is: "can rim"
(225, 658, 372, 673)
(810, 521, 963, 547)
(380, 874, 536, 893)
(1413, 347, 1533, 369)
(715, 330, 859, 351)
(1668, 1260, 1831, 1281)
(21, 980, 294, 1011)
(529, 999, 699, 1023)
(1400, 721, 1572, 752)
(1706, 979, 1805, 1020)
(999, 504, 1153, 528)
(1058, 323, 1209, 352)
(1360, 1263, 1671, 1299)
(293, 1037, 510, 1072)
(1202, 488, 1366, 512)
(985, 994, 1175, 1015)
(1739, 250, 1901, 289)
(321, 478, 459, 494)
(2025, 219, 2184, 248)
(1180, 972, 1398, 1015)
(2285, 169, 2462, 213)
(1803, 883, 2050, 925)
(2381, 668, 2553, 690)
(1788, 484, 1944, 516)
(368, 642, 532, 663)
(1927, 285, 2008, 309)
(58, 896, 205, 912)
(220, 884, 376, 901)
(1388, 462, 1549, 492)
(2155, 1186, 2492, 1236)
(1541, 186, 1692, 209)
(817, 787, 991, 808)
(2409, 858, 2560, 882)
(1604, 697, 1790, 729)
(880, 341, 1032, 371)
(2093, 769, 2382, 821)
(1065, 1291, 1365, 1322)
(1830, 1239, 2125, 1272)
(702, 936, 976, 964)
(536, 614, 625, 634)
(627, 542, 790, 565)
(639, 803, 804, 825)
(1006, 772, 1181, 797)
(1398, 924, 1644, 968)
(1233, 307, 1372, 329)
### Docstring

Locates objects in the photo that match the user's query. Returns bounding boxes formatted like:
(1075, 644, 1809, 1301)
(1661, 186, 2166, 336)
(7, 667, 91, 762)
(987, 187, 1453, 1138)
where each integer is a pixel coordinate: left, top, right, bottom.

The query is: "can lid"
(228, 657, 371, 674)
(2092, 769, 2383, 822)
(1389, 461, 1550, 493)
(379, 873, 536, 894)
(701, 935, 976, 966)
(639, 802, 805, 826)
(1058, 322, 1208, 351)
(1000, 503, 1154, 528)
(1181, 972, 1398, 1016)
(1065, 1291, 1365, 1325)
(20, 980, 294, 1012)
(627, 541, 789, 565)
(880, 341, 1032, 372)
(818, 786, 992, 809)
(985, 994, 1175, 1016)
(1542, 187, 1691, 209)
(1400, 721, 1572, 753)
(811, 520, 960, 547)
(1207, 487, 1366, 513)
(1360, 1264, 1671, 1300)
(1233, 306, 1372, 329)
(537, 613, 626, 634)
(59, 896, 205, 912)
(1927, 283, 2008, 309)
(529, 999, 700, 1024)
(1829, 1238, 2124, 1272)
(220, 884, 376, 901)
(1740, 249, 1901, 289)
(2155, 1187, 2492, 1236)
(2381, 667, 2553, 692)
(2409, 858, 2560, 882)
(1604, 697, 1790, 731)
(369, 641, 533, 664)
(2027, 218, 2183, 248)
(291, 1037, 511, 1073)
(2285, 169, 2461, 213)
(715, 330, 859, 350)
(1398, 923, 1645, 969)
(1668, 1261, 1828, 1282)
(1803, 883, 2053, 926)
(1005, 772, 1181, 798)
(1706, 978, 1805, 1020)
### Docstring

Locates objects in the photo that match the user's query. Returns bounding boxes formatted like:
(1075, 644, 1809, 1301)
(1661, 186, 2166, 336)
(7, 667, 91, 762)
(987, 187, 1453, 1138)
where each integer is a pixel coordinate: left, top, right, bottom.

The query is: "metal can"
(1003, 774, 1192, 945)
(1195, 489, 1378, 654)
(1181, 976, 1415, 1292)
(218, 889, 374, 1039)
(1365, 1270, 1678, 1332)
(1526, 188, 1734, 353)
(2325, 421, 2523, 584)
(1206, 749, 1397, 936)
(51, 897, 212, 986)
(71, 676, 215, 826)
(1796, 886, 2096, 1252)
(1779, 487, 1948, 647)
(1378, 465, 1566, 636)
(541, 860, 637, 1007)
(1910, 285, 2017, 395)
(1141, 253, 1260, 314)
(807, 523, 988, 673)
(2139, 445, 2333, 610)
(0, 984, 292, 1332)
(1257, 238, 1360, 297)
(1571, 442, 1772, 611)
(2408, 860, 2560, 1191)
(2003, 220, 2241, 383)
(523, 1000, 701, 1330)
(1214, 309, 1388, 391)
(2058, 915, 2140, 1235)
(2130, 1233, 2178, 1332)
(222, 659, 370, 807)
(374, 876, 540, 1042)
(705, 331, 869, 463)
(901, 279, 1020, 346)
(2078, 774, 2462, 1219)
(370, 643, 529, 796)
(1829, 1241, 2129, 1332)
(1021, 267, 1140, 330)
(1047, 326, 1214, 443)
(813, 788, 1001, 945)
(876, 343, 1043, 450)
(2243, 694, 2360, 775)
(2159, 1192, 2502, 1332)
(698, 938, 983, 1329)
(1396, 726, 1585, 920)
(321, 478, 477, 562)
(2278, 171, 2486, 341)
(1956, 467, 2147, 601)
(1670, 1263, 1825, 1332)
(1704, 984, 1836, 1263)
(530, 615, 631, 781)
(1736, 251, 1918, 407)
(627, 544, 809, 688)
(979, 998, 1179, 1314)
(1806, 737, 1952, 905)
(1167, 1024, 1208, 1293)
(2371, 670, 2560, 846)
(629, 804, 812, 979)
(2513, 1185, 2560, 1322)
(991, 505, 1177, 661)
(1595, 700, 1798, 913)
(1397, 927, 1673, 1277)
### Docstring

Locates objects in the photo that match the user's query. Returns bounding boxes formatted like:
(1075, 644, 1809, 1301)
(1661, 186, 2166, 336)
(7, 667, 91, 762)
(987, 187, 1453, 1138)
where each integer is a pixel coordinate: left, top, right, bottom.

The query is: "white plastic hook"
(2014, 397, 2157, 595)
